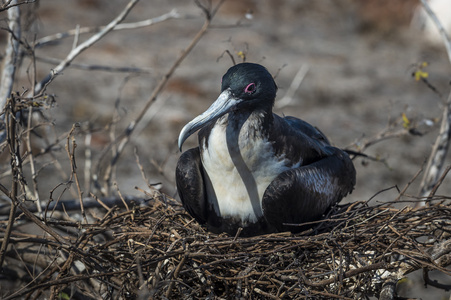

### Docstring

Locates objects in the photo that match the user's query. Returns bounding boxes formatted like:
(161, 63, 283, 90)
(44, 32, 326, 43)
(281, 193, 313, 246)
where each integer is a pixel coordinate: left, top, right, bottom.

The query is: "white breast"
(201, 114, 297, 223)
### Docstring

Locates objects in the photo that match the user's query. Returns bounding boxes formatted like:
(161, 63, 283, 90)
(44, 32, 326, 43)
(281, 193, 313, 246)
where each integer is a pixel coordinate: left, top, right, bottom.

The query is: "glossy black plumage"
(176, 63, 356, 236)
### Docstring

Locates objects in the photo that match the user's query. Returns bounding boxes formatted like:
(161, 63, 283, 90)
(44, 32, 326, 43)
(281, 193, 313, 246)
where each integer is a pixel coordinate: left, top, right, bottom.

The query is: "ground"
(1, 0, 450, 298)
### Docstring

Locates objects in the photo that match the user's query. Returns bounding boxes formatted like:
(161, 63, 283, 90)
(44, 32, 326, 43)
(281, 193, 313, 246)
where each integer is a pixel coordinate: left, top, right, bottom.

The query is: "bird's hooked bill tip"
(177, 89, 238, 152)
(178, 126, 189, 152)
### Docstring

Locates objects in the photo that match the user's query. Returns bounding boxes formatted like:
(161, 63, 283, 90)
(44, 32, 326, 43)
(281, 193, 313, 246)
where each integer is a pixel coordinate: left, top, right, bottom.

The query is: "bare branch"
(0, 0, 21, 140)
(97, 0, 226, 185)
(33, 0, 139, 95)
(0, 0, 34, 12)
(418, 91, 451, 203)
(25, 105, 42, 214)
(275, 64, 309, 109)
(34, 9, 181, 48)
(420, 0, 451, 64)
(352, 128, 410, 153)
(35, 56, 153, 74)
(0, 98, 18, 268)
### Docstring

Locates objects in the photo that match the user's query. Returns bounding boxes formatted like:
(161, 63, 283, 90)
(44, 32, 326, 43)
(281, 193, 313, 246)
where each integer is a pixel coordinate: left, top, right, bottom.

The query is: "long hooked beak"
(178, 89, 240, 151)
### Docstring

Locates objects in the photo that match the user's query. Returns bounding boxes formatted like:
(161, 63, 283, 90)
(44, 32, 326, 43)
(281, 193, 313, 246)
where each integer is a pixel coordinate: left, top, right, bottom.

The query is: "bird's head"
(178, 63, 278, 150)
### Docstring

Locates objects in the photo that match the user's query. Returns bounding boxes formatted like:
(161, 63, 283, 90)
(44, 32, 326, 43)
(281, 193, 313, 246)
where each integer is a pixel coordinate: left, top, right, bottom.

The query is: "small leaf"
(413, 61, 429, 81)
(402, 112, 410, 129)
(414, 70, 428, 81)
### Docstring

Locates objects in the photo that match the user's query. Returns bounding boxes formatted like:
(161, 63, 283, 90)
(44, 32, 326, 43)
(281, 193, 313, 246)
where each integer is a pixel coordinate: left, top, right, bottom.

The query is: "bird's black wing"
(262, 146, 355, 232)
(283, 116, 331, 145)
(268, 115, 334, 166)
(175, 147, 207, 224)
(262, 115, 356, 232)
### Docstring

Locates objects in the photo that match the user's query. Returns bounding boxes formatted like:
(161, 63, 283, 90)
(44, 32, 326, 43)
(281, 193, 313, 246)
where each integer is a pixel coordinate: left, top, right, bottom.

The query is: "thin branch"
(34, 9, 181, 48)
(34, 56, 153, 73)
(0, 0, 34, 12)
(32, 0, 139, 95)
(427, 165, 451, 198)
(2, 270, 127, 300)
(0, 0, 21, 141)
(25, 104, 42, 214)
(99, 0, 226, 184)
(84, 128, 92, 194)
(0, 194, 147, 216)
(0, 98, 18, 268)
(300, 261, 389, 287)
(394, 165, 423, 201)
(352, 127, 410, 153)
(420, 0, 451, 64)
(65, 123, 87, 224)
(418, 91, 451, 203)
(275, 64, 309, 109)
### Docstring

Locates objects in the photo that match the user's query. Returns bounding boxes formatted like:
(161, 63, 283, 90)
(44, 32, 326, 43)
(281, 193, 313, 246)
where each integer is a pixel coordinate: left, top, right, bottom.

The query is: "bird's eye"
(244, 83, 256, 94)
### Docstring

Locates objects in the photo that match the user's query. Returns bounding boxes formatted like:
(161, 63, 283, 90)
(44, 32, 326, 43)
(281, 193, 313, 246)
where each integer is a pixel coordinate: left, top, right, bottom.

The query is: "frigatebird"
(176, 63, 356, 236)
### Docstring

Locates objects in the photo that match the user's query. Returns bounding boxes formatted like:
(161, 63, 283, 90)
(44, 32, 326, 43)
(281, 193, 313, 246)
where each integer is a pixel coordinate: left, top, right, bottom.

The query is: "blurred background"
(1, 0, 451, 298)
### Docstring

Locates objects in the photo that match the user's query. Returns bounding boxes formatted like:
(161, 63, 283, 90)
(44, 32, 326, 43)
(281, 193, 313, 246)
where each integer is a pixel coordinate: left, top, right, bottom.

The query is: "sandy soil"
(1, 0, 450, 298)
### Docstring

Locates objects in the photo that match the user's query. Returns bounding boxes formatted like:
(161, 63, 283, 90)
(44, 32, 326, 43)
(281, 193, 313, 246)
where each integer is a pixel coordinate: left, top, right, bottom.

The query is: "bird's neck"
(225, 107, 273, 139)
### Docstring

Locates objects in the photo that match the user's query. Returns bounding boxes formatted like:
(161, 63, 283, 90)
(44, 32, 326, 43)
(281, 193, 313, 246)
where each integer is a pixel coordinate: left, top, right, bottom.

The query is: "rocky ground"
(1, 0, 451, 298)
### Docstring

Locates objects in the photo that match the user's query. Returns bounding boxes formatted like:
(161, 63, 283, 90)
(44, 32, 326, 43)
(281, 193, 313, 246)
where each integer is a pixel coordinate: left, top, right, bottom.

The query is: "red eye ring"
(244, 83, 256, 94)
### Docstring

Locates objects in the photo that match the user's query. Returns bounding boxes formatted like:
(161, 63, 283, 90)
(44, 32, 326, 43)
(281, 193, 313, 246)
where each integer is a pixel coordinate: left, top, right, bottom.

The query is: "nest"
(1, 194, 450, 299)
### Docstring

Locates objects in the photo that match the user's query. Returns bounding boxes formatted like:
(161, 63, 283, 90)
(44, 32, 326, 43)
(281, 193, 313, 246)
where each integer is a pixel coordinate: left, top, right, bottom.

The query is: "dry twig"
(1, 196, 449, 299)
(34, 9, 181, 48)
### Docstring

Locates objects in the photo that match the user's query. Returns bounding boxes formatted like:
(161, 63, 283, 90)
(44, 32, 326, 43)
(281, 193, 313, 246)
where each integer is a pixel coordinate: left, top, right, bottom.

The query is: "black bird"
(176, 63, 356, 236)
